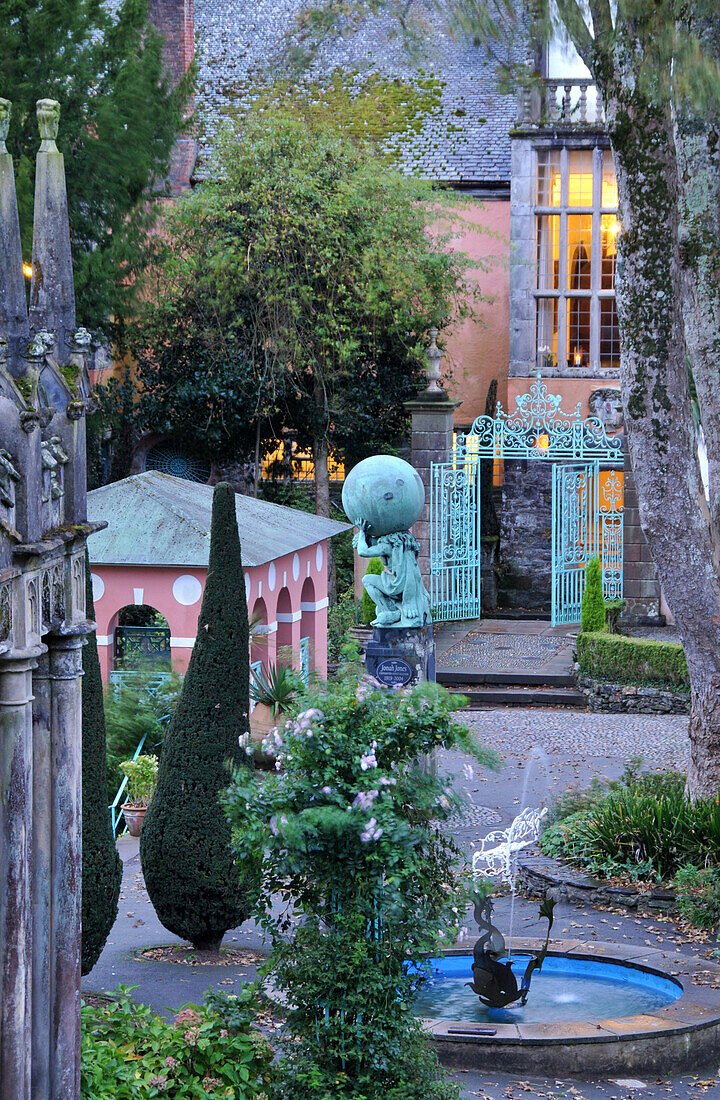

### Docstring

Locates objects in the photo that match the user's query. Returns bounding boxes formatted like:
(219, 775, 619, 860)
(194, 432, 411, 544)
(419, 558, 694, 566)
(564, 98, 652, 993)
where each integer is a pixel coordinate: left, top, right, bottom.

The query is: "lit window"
(261, 439, 345, 483)
(535, 148, 620, 372)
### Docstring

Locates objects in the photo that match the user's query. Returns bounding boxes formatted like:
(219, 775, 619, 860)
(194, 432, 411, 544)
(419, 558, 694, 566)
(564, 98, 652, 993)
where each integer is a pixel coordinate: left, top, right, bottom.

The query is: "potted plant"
(250, 663, 303, 764)
(119, 754, 158, 836)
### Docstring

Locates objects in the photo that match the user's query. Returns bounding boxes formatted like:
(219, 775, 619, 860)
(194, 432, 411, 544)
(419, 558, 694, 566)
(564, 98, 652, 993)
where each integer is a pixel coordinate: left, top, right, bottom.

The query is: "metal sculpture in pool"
(466, 895, 555, 1010)
(468, 804, 555, 1009)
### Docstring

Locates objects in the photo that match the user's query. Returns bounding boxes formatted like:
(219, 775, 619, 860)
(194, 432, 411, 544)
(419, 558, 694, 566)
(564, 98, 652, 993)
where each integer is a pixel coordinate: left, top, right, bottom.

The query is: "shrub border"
(576, 631, 689, 688)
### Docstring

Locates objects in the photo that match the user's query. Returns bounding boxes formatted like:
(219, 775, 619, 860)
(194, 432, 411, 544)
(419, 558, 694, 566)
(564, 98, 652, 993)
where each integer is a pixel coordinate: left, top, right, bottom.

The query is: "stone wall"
(579, 675, 689, 714)
(622, 441, 663, 624)
(497, 459, 552, 611)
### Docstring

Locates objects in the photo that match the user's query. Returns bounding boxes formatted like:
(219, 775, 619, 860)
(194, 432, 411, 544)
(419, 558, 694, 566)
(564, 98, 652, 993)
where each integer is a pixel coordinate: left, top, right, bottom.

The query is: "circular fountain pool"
(414, 940, 720, 1076)
(413, 952, 681, 1024)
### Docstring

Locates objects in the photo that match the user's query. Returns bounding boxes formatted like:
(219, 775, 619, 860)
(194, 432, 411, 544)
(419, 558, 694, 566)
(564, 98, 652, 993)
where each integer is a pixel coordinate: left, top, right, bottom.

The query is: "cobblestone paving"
(440, 631, 572, 673)
(465, 707, 689, 769)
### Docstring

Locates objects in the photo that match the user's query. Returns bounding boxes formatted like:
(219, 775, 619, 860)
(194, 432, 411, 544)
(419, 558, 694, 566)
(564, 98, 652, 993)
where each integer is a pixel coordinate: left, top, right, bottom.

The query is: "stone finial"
(37, 99, 60, 151)
(425, 327, 443, 395)
(0, 99, 10, 154)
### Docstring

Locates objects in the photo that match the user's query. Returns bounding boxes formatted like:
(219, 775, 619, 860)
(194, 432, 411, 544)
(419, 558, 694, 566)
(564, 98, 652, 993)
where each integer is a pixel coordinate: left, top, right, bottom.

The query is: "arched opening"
(113, 604, 170, 670)
(250, 597, 268, 671)
(275, 587, 293, 664)
(300, 577, 316, 680)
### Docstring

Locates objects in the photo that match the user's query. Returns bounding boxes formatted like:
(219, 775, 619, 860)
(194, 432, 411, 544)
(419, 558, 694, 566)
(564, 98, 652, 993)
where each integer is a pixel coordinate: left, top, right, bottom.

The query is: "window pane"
(536, 298, 559, 369)
(601, 150, 617, 208)
(567, 297, 591, 367)
(567, 214, 592, 290)
(536, 150, 562, 206)
(601, 214, 618, 290)
(567, 150, 593, 206)
(536, 214, 560, 290)
(600, 296, 620, 369)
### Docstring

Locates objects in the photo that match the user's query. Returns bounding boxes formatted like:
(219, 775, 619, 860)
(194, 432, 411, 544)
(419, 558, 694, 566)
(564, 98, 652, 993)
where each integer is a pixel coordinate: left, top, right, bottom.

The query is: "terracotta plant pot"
(250, 702, 279, 766)
(122, 805, 147, 837)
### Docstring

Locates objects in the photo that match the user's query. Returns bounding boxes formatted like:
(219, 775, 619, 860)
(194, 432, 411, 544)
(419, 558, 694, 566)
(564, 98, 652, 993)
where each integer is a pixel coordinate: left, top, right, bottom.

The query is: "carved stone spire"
(0, 99, 30, 372)
(29, 99, 76, 358)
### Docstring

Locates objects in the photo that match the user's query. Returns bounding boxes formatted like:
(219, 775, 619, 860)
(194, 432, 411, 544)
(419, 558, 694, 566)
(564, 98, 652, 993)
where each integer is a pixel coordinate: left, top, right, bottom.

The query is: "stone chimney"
(0, 99, 29, 373)
(148, 0, 197, 193)
(29, 99, 76, 359)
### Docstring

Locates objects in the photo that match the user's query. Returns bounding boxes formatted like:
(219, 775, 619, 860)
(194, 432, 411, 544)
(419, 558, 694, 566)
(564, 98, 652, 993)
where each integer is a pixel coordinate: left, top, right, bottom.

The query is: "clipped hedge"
(577, 631, 689, 688)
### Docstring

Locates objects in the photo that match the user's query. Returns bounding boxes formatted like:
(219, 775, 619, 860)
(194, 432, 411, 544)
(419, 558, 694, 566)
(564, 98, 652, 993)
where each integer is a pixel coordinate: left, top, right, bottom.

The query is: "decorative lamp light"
(535, 433, 550, 453)
(425, 328, 443, 394)
(23, 262, 32, 279)
(573, 347, 583, 368)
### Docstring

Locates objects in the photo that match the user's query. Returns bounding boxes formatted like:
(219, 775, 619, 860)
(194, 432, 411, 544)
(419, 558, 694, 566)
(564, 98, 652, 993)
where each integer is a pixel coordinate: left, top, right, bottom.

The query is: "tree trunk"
(673, 16, 720, 534)
(314, 432, 336, 605)
(604, 85, 720, 799)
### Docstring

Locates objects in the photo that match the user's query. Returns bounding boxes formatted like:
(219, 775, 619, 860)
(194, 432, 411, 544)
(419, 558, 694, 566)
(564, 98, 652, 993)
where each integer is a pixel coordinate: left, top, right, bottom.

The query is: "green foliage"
(0, 0, 191, 336)
(327, 594, 363, 663)
(674, 865, 720, 932)
(361, 557, 384, 624)
(580, 557, 606, 633)
(80, 987, 273, 1099)
(540, 765, 720, 881)
(141, 483, 254, 951)
(128, 111, 476, 472)
(104, 666, 182, 800)
(223, 664, 498, 1099)
(82, 552, 122, 976)
(250, 663, 304, 717)
(119, 755, 158, 808)
(577, 631, 689, 688)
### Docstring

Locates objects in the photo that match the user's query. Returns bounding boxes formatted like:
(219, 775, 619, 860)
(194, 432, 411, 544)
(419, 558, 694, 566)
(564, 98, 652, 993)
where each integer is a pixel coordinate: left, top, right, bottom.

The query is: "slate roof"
(193, 0, 524, 185)
(87, 472, 350, 568)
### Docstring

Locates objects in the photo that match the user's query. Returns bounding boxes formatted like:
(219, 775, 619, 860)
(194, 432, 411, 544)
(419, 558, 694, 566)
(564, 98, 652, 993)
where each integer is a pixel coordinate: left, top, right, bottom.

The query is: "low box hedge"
(577, 630, 689, 688)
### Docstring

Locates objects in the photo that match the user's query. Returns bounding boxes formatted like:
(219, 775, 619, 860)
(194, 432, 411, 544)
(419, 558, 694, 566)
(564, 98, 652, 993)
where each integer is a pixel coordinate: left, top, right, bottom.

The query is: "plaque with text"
(375, 657, 413, 687)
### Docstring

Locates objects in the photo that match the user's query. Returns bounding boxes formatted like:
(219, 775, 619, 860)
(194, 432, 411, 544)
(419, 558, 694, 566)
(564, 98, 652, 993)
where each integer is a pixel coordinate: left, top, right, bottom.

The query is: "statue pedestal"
(365, 623, 435, 687)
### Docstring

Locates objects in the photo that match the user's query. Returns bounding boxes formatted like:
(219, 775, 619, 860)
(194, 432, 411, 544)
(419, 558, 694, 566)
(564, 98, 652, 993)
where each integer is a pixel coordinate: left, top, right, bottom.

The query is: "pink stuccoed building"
(86, 472, 349, 682)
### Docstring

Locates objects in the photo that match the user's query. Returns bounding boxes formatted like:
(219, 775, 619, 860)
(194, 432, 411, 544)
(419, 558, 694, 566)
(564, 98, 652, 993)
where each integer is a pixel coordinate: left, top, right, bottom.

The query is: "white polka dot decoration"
(292, 553, 300, 582)
(91, 574, 105, 602)
(267, 562, 276, 592)
(172, 574, 203, 606)
(315, 543, 324, 572)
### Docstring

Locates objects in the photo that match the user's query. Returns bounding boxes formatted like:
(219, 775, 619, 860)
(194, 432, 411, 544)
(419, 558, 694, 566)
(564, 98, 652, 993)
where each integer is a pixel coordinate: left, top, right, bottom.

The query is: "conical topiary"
(581, 556, 606, 633)
(362, 556, 384, 624)
(82, 550, 122, 974)
(140, 483, 253, 950)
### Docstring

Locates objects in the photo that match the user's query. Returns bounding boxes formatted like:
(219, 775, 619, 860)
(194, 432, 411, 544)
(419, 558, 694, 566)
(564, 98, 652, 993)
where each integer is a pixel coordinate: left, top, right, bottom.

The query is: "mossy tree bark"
(140, 483, 253, 950)
(81, 551, 122, 974)
(553, 0, 720, 798)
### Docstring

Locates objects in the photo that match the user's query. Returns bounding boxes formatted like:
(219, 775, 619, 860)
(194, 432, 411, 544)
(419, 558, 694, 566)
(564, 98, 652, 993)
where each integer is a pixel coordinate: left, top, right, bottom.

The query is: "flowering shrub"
(80, 987, 273, 1098)
(224, 664, 498, 1099)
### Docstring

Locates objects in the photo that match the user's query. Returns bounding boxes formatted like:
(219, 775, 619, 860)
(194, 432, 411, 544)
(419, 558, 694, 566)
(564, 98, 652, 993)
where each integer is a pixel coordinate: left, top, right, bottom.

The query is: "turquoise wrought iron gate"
(429, 375, 624, 624)
(551, 462, 598, 626)
(429, 459, 481, 620)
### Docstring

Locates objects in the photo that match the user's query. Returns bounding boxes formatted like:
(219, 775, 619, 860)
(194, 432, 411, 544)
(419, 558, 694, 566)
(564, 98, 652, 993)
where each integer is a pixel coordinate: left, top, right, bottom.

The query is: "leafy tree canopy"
(128, 111, 479, 473)
(0, 0, 191, 337)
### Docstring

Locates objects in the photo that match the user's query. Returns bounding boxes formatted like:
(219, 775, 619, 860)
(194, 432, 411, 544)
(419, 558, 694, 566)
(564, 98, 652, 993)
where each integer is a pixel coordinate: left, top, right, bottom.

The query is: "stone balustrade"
(518, 79, 605, 129)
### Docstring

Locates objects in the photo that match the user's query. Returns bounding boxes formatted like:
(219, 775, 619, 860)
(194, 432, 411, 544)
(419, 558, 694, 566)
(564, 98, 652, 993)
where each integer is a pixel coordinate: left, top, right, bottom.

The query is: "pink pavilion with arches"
(86, 472, 349, 682)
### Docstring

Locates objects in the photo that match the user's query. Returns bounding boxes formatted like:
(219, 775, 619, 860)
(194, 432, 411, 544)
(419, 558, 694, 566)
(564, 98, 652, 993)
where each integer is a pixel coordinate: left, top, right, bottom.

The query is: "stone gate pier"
(0, 98, 102, 1099)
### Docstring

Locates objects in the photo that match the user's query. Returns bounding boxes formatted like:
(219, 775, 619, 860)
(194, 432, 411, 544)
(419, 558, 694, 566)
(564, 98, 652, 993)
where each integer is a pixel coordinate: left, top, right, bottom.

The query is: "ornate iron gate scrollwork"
(429, 375, 623, 624)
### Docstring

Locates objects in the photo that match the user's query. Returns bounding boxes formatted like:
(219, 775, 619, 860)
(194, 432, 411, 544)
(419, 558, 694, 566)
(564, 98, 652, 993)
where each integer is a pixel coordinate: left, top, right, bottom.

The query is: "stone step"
(448, 686, 587, 709)
(437, 670, 576, 688)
